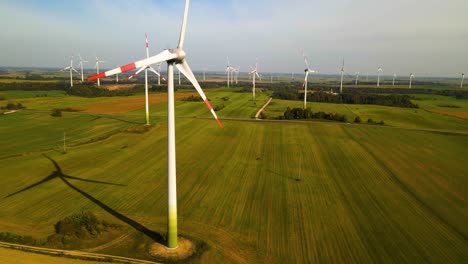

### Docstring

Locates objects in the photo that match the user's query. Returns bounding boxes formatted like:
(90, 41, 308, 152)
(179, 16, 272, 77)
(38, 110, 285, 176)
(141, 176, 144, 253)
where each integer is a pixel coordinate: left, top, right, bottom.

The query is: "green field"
(0, 88, 467, 263)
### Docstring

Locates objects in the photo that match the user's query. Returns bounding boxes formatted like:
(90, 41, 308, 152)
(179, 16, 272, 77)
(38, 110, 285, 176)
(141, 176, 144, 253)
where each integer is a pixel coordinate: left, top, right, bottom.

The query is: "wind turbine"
(87, 0, 222, 249)
(392, 73, 397, 86)
(225, 57, 233, 88)
(461, 73, 465, 88)
(125, 33, 167, 125)
(78, 55, 88, 82)
(94, 56, 105, 86)
(377, 67, 383, 87)
(61, 55, 80, 88)
(234, 67, 239, 84)
(355, 72, 360, 86)
(249, 60, 260, 102)
(339, 59, 345, 93)
(409, 73, 415, 89)
(203, 67, 207, 81)
(302, 51, 317, 109)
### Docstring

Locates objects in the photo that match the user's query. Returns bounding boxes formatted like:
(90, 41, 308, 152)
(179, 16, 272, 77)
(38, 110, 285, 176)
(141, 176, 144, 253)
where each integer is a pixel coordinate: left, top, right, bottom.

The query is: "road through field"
(0, 242, 158, 264)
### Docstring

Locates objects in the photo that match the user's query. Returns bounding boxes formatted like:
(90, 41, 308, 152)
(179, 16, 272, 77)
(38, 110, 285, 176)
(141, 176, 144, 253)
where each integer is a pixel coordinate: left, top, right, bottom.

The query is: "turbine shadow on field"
(267, 169, 299, 181)
(4, 154, 165, 244)
(88, 114, 141, 125)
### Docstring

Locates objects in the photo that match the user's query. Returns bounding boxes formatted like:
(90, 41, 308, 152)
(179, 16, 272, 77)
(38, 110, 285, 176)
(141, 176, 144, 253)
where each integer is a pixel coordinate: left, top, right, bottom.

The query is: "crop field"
(0, 88, 467, 263)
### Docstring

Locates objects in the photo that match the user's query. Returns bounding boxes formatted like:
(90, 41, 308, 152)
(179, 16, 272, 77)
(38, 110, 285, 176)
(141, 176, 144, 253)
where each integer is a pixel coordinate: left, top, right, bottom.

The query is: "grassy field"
(0, 88, 467, 263)
(263, 94, 468, 132)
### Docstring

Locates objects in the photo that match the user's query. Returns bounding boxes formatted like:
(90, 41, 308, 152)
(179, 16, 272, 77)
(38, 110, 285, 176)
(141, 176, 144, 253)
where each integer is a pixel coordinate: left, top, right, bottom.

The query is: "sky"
(0, 0, 467, 77)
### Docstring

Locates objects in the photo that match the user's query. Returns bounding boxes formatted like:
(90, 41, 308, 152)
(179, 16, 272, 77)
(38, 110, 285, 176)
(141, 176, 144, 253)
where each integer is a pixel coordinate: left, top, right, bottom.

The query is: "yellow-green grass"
(0, 247, 113, 264)
(0, 79, 59, 83)
(0, 90, 66, 100)
(263, 97, 468, 132)
(0, 116, 467, 263)
(0, 110, 140, 157)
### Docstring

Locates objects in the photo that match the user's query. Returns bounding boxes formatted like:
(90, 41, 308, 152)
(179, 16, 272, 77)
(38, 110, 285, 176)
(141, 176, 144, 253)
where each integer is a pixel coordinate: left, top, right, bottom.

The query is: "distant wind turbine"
(78, 55, 87, 82)
(225, 57, 234, 88)
(409, 73, 415, 89)
(392, 73, 397, 86)
(377, 67, 383, 87)
(340, 59, 345, 93)
(116, 65, 119, 83)
(125, 33, 167, 125)
(249, 59, 260, 102)
(302, 51, 317, 109)
(462, 73, 465, 88)
(355, 72, 360, 86)
(94, 56, 105, 87)
(87, 0, 223, 249)
(61, 54, 80, 88)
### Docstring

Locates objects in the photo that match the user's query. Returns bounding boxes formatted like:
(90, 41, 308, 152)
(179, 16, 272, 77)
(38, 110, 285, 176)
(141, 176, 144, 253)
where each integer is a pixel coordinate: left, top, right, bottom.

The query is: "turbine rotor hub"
(168, 48, 186, 63)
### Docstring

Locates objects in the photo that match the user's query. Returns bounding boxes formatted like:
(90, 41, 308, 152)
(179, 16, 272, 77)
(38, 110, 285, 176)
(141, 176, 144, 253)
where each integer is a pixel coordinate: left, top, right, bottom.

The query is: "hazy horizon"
(1, 0, 467, 78)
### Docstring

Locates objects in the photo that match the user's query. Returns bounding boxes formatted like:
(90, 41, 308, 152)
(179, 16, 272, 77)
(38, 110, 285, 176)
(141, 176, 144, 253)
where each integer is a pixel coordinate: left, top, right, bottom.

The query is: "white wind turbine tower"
(302, 51, 317, 109)
(125, 33, 167, 125)
(94, 56, 105, 86)
(87, 0, 223, 249)
(392, 73, 397, 86)
(203, 67, 207, 81)
(461, 73, 465, 88)
(409, 73, 415, 89)
(157, 63, 163, 85)
(339, 59, 345, 93)
(377, 67, 383, 87)
(178, 68, 181, 85)
(78, 55, 88, 82)
(234, 67, 239, 84)
(355, 72, 360, 85)
(61, 54, 80, 88)
(249, 60, 260, 102)
(116, 69, 119, 83)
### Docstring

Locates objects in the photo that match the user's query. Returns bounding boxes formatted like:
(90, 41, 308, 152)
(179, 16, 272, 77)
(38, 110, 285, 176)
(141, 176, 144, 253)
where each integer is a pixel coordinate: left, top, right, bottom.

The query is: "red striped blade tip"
(216, 118, 223, 128)
(87, 72, 105, 81)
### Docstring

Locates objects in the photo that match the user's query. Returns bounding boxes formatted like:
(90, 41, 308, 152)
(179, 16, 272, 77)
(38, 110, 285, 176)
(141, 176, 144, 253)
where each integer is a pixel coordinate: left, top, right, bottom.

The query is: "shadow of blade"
(4, 173, 57, 198)
(59, 176, 165, 243)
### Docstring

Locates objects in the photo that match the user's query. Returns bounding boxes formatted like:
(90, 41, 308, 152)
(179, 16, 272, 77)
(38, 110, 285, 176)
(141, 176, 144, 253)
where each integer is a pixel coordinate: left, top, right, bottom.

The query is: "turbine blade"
(62, 66, 71, 71)
(148, 66, 168, 82)
(178, 0, 190, 49)
(302, 51, 310, 69)
(126, 66, 146, 80)
(87, 50, 176, 81)
(72, 68, 80, 74)
(176, 60, 223, 128)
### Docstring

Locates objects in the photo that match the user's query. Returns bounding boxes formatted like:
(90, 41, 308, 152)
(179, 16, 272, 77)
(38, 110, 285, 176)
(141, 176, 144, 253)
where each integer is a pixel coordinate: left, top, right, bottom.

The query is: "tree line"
(272, 88, 419, 108)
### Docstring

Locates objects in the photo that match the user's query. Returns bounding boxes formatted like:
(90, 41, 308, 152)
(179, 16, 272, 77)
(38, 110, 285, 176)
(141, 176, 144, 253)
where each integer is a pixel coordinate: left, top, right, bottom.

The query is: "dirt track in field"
(76, 92, 198, 114)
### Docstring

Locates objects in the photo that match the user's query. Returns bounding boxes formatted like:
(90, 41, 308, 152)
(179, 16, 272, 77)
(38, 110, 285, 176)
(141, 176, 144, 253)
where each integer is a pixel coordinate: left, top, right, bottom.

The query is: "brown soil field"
(76, 92, 197, 114)
(435, 110, 468, 120)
